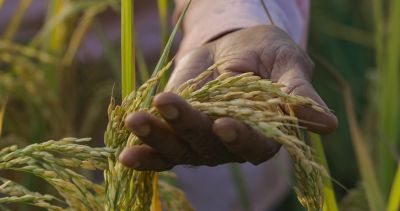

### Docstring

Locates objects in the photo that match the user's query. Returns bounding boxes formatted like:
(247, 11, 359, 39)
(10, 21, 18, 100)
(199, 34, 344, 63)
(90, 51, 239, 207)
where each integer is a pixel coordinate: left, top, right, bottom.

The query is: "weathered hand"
(119, 25, 338, 171)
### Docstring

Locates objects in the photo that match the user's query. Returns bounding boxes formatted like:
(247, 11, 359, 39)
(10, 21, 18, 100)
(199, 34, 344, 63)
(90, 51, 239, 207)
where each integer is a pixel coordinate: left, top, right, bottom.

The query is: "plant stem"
(121, 0, 135, 97)
(387, 163, 400, 211)
(229, 164, 251, 211)
(315, 55, 385, 211)
(2, 0, 32, 40)
(308, 132, 338, 211)
(157, 0, 169, 49)
(143, 0, 192, 107)
(377, 0, 400, 198)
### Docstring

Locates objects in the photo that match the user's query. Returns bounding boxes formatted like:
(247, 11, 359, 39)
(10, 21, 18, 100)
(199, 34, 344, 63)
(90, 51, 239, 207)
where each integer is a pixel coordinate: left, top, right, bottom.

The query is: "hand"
(119, 25, 338, 171)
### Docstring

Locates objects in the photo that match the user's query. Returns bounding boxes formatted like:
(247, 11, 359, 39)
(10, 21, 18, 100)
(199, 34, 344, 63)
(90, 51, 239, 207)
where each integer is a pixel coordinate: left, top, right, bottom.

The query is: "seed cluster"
(0, 138, 111, 210)
(105, 63, 326, 211)
(1, 63, 326, 211)
(181, 68, 325, 210)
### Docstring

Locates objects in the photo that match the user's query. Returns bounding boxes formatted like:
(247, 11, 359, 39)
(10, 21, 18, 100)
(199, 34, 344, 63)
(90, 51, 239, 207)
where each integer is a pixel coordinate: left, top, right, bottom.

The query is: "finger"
(279, 71, 338, 134)
(267, 45, 338, 134)
(153, 92, 220, 158)
(213, 117, 281, 165)
(125, 111, 195, 164)
(119, 145, 173, 171)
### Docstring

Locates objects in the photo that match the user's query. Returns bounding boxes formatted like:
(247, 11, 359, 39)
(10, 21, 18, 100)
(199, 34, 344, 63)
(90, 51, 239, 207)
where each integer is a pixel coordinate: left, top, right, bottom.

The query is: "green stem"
(2, 0, 32, 40)
(228, 164, 251, 211)
(121, 0, 135, 97)
(387, 163, 400, 211)
(157, 0, 169, 49)
(314, 55, 385, 211)
(371, 0, 400, 199)
(143, 0, 192, 107)
(308, 132, 338, 211)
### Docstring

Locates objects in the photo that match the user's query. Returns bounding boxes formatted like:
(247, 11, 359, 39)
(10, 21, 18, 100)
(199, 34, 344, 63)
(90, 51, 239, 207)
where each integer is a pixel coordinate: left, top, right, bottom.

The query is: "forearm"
(174, 0, 309, 59)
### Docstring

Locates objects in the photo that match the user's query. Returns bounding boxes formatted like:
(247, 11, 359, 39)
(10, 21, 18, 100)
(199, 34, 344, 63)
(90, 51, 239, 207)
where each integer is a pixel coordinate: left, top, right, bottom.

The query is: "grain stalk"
(105, 63, 327, 210)
(121, 0, 135, 98)
(387, 163, 400, 211)
(62, 2, 109, 65)
(1, 68, 327, 210)
(1, 0, 32, 40)
(315, 55, 385, 211)
(309, 132, 338, 211)
(104, 1, 192, 210)
(157, 0, 169, 49)
(157, 0, 170, 89)
(375, 0, 400, 199)
(1, 0, 331, 210)
(180, 70, 326, 210)
(0, 138, 112, 210)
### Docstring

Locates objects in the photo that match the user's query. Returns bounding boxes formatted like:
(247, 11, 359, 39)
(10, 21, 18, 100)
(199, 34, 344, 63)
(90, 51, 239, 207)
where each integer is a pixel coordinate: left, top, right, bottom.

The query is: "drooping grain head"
(105, 64, 326, 211)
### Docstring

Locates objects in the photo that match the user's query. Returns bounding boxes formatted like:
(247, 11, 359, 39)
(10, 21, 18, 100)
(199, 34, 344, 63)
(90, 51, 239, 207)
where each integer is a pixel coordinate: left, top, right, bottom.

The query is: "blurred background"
(0, 0, 399, 210)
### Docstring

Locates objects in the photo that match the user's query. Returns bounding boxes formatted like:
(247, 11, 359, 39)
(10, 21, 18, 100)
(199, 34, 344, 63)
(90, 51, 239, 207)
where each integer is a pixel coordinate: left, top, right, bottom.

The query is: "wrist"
(174, 0, 309, 60)
(175, 0, 273, 60)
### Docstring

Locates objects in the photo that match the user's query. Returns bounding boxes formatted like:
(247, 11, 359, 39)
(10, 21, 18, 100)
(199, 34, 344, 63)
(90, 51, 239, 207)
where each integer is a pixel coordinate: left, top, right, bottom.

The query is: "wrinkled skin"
(119, 25, 338, 171)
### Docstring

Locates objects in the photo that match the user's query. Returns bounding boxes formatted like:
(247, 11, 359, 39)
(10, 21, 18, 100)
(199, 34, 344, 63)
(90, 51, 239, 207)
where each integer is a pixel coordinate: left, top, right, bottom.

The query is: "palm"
(169, 25, 336, 133)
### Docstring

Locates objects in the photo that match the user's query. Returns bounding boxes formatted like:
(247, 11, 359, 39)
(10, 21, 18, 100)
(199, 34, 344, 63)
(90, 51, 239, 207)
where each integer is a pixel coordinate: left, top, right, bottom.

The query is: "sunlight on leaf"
(157, 0, 169, 48)
(121, 0, 135, 97)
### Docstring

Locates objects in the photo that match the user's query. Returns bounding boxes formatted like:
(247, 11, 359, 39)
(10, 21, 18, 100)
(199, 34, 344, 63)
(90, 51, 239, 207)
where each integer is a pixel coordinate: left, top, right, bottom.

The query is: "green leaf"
(376, 0, 400, 199)
(157, 0, 169, 48)
(136, 45, 150, 84)
(156, 0, 170, 89)
(309, 132, 339, 211)
(143, 0, 192, 107)
(314, 55, 385, 211)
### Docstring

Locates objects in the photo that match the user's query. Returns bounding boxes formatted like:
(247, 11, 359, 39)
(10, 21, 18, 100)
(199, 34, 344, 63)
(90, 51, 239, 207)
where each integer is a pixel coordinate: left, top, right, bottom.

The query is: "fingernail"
(132, 124, 150, 137)
(157, 105, 179, 120)
(119, 150, 140, 168)
(215, 127, 237, 143)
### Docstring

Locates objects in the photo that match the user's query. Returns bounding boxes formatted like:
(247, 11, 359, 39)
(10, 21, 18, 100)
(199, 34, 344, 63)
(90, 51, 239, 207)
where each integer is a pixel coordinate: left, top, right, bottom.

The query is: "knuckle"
(274, 43, 314, 79)
(297, 53, 314, 76)
(276, 44, 297, 61)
